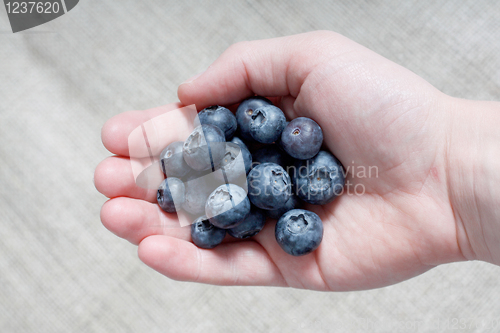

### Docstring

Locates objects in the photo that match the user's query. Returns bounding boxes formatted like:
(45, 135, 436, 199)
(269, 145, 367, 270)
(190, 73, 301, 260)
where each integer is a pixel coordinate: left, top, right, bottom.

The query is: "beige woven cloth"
(1, 1, 499, 332)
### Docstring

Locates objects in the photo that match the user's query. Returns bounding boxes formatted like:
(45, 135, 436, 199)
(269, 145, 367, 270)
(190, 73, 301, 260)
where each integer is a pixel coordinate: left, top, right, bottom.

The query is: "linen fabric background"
(1, 1, 499, 332)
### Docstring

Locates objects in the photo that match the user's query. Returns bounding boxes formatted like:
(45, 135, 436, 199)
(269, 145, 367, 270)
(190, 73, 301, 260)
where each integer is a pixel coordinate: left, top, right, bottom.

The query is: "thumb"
(177, 31, 348, 109)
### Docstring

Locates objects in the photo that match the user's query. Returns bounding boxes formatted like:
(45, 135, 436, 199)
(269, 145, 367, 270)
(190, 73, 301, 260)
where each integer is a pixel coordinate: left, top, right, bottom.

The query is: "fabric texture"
(1, 1, 499, 332)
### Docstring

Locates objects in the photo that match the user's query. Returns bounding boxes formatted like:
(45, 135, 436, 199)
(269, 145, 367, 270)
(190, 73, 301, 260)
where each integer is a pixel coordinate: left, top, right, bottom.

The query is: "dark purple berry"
(281, 117, 323, 160)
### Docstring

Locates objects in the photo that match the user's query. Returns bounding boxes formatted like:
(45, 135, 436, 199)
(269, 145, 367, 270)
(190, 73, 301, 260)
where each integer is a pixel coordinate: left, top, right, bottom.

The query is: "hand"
(95, 31, 500, 291)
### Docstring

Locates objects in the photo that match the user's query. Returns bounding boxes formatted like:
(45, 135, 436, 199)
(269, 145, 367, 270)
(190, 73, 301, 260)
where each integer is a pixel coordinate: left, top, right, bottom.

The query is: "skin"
(94, 31, 500, 291)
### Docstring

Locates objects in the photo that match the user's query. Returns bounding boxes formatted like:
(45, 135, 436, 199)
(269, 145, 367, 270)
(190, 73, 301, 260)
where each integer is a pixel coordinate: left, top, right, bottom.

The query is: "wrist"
(445, 97, 500, 264)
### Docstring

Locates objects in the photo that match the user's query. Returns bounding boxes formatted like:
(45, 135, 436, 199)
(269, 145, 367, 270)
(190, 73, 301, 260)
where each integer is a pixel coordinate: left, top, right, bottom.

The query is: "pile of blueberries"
(156, 96, 345, 256)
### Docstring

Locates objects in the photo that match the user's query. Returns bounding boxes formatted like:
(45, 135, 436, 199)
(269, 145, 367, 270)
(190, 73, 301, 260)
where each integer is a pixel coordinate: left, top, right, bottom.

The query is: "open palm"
(95, 31, 464, 291)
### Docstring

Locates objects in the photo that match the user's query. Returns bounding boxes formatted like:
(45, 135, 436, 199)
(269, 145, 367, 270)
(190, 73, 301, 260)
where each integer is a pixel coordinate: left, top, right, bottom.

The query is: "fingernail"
(181, 71, 205, 85)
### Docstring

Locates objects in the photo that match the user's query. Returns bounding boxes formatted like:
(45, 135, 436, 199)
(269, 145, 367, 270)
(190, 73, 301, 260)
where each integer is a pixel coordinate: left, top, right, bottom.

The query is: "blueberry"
(291, 151, 345, 205)
(183, 124, 226, 171)
(230, 136, 249, 152)
(227, 205, 266, 239)
(247, 163, 292, 210)
(281, 117, 323, 160)
(205, 184, 250, 229)
(191, 216, 226, 249)
(228, 142, 252, 174)
(236, 96, 273, 142)
(252, 145, 291, 169)
(196, 105, 238, 140)
(157, 177, 185, 213)
(159, 141, 191, 178)
(266, 194, 301, 220)
(249, 105, 287, 144)
(182, 169, 221, 215)
(275, 209, 323, 256)
(215, 142, 252, 185)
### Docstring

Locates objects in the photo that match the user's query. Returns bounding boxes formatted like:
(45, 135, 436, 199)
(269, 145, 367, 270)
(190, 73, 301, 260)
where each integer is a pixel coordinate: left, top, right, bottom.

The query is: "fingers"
(138, 234, 287, 286)
(94, 156, 158, 201)
(137, 219, 331, 289)
(100, 195, 282, 248)
(177, 31, 349, 109)
(100, 197, 189, 245)
(101, 102, 196, 157)
(278, 95, 299, 120)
